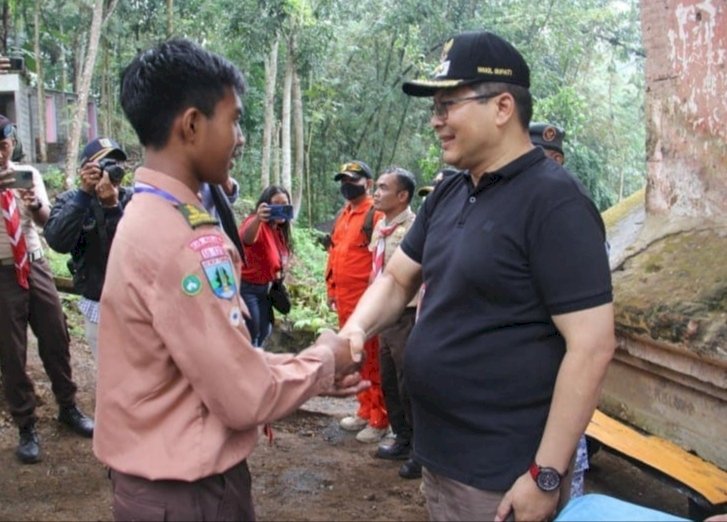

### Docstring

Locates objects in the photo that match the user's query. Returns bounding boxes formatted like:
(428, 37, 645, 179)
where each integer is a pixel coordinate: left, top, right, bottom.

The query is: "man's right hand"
(79, 161, 102, 194)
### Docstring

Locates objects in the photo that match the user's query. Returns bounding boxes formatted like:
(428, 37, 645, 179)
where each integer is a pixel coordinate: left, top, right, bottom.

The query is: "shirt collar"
(466, 147, 545, 190)
(134, 167, 203, 207)
(384, 206, 414, 227)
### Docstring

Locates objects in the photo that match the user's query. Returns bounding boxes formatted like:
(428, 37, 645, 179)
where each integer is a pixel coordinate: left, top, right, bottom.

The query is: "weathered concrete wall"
(641, 0, 727, 219)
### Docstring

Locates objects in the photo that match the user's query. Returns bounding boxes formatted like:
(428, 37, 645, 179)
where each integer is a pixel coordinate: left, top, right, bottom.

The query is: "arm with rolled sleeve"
(149, 241, 336, 431)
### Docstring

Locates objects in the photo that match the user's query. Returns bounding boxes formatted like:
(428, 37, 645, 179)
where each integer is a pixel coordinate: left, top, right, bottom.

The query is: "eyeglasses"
(429, 93, 502, 119)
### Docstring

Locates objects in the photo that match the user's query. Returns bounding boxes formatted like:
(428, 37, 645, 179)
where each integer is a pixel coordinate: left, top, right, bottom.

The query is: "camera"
(268, 204, 294, 221)
(98, 158, 126, 184)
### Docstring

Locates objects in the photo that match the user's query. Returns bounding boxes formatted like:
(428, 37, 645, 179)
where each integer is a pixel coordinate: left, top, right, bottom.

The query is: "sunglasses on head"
(339, 162, 363, 174)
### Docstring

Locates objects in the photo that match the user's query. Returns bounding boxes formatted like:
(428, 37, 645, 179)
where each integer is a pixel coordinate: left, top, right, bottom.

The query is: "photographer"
(45, 138, 131, 359)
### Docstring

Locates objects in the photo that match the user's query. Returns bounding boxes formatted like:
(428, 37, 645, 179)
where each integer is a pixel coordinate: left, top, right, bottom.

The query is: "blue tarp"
(555, 494, 691, 522)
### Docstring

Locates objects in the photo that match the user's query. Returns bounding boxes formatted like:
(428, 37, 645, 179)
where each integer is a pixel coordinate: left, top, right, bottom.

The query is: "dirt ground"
(0, 325, 693, 521)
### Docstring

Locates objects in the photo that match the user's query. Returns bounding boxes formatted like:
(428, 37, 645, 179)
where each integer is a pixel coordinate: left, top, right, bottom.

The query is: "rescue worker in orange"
(326, 160, 388, 443)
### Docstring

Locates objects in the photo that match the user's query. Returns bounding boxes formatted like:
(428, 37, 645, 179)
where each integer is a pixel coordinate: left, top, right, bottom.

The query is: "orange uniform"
(325, 196, 387, 429)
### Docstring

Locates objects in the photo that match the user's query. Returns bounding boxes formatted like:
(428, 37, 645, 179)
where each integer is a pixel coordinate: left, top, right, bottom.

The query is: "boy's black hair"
(120, 38, 246, 149)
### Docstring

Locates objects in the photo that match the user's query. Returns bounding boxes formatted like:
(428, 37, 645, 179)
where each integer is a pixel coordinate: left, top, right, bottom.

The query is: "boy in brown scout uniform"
(93, 39, 364, 521)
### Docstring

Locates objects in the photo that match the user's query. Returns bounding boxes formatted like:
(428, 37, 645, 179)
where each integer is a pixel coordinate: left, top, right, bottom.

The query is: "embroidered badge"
(178, 204, 219, 229)
(229, 306, 242, 327)
(202, 257, 237, 300)
(189, 234, 224, 251)
(182, 275, 202, 296)
(542, 126, 557, 142)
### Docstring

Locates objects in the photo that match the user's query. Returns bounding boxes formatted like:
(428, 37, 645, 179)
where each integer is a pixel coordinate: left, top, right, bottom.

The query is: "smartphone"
(9, 57, 23, 70)
(268, 204, 294, 221)
(6, 167, 34, 189)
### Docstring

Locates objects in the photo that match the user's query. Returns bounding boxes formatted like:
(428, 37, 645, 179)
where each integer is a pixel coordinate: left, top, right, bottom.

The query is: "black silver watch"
(529, 462, 563, 492)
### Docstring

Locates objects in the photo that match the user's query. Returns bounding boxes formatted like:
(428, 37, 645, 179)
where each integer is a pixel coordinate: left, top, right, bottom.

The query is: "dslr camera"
(98, 158, 126, 184)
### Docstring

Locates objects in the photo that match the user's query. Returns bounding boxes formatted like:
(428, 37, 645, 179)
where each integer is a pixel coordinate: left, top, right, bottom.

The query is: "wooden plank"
(587, 410, 727, 505)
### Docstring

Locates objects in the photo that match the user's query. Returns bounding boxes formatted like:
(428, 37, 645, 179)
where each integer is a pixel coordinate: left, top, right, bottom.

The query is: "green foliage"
(41, 166, 66, 193)
(44, 247, 71, 278)
(286, 226, 337, 333)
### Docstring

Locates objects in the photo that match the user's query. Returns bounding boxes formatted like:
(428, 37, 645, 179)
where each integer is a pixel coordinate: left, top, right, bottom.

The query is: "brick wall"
(640, 0, 726, 218)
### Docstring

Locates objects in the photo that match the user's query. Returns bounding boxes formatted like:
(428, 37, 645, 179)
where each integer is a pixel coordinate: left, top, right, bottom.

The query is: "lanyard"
(134, 182, 181, 205)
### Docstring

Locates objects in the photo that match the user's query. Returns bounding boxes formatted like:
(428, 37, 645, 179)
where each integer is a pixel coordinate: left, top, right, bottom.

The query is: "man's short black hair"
(381, 166, 416, 204)
(473, 81, 532, 130)
(120, 38, 246, 149)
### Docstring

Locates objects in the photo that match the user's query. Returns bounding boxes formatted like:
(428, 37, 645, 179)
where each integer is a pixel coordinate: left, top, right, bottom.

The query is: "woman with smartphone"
(238, 185, 293, 347)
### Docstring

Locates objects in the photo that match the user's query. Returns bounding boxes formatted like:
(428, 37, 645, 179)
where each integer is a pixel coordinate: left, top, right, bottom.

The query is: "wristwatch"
(529, 462, 563, 492)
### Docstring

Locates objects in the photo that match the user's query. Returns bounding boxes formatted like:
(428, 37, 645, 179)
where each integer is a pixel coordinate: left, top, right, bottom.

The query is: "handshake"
(312, 326, 370, 397)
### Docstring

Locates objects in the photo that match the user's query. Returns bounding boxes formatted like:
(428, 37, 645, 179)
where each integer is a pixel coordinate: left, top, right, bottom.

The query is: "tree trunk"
(166, 0, 173, 38)
(63, 0, 118, 187)
(272, 121, 281, 186)
(292, 69, 304, 217)
(33, 0, 46, 162)
(280, 44, 293, 194)
(260, 36, 279, 188)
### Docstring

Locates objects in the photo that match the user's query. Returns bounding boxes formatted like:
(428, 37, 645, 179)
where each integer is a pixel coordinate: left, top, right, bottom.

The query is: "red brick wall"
(641, 0, 726, 218)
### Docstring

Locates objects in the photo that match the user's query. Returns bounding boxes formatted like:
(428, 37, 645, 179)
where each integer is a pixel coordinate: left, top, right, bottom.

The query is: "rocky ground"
(0, 315, 693, 521)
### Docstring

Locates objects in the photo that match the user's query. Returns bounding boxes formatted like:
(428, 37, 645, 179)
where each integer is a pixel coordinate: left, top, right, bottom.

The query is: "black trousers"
(378, 307, 416, 443)
(110, 460, 255, 521)
(0, 259, 76, 429)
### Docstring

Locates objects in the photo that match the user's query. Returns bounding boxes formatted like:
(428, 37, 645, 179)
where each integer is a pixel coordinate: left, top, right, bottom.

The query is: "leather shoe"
(399, 458, 422, 479)
(58, 405, 94, 438)
(16, 426, 41, 464)
(375, 439, 411, 461)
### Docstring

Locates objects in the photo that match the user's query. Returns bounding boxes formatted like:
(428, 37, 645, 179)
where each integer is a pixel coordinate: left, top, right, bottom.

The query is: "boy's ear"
(179, 107, 202, 143)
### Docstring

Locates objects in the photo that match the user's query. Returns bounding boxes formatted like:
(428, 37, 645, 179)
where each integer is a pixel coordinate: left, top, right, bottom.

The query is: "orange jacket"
(325, 196, 383, 307)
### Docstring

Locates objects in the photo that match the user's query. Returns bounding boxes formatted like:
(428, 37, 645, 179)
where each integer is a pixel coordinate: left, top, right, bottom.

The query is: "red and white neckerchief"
(1, 189, 29, 289)
(371, 221, 401, 281)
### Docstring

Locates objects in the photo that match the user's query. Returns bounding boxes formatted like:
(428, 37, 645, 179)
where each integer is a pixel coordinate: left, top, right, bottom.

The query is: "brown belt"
(0, 249, 43, 266)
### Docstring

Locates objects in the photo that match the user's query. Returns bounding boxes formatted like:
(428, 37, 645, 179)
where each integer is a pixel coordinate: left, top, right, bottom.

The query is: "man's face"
(373, 173, 406, 213)
(430, 86, 500, 171)
(196, 88, 245, 185)
(0, 136, 15, 169)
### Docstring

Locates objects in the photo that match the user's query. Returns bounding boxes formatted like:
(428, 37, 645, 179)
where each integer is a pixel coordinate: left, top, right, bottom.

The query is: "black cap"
(403, 31, 530, 97)
(0, 114, 16, 140)
(333, 160, 373, 181)
(80, 137, 127, 166)
(529, 123, 565, 154)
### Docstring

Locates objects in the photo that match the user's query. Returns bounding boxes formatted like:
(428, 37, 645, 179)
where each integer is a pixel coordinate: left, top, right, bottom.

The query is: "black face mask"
(340, 183, 366, 201)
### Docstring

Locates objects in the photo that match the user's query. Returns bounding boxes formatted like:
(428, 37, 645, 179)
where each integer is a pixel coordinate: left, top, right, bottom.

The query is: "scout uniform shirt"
(93, 167, 336, 481)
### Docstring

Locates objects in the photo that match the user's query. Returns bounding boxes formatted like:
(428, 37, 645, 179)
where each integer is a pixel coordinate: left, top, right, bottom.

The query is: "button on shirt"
(93, 167, 335, 481)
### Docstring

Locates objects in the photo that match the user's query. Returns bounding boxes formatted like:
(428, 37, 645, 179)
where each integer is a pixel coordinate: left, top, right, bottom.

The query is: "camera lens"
(98, 159, 125, 184)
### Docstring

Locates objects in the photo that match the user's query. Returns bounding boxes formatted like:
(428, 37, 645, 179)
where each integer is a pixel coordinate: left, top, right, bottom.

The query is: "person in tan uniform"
(94, 38, 364, 522)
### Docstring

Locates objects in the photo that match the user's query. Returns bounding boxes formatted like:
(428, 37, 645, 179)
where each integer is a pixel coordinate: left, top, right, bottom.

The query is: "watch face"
(536, 467, 561, 492)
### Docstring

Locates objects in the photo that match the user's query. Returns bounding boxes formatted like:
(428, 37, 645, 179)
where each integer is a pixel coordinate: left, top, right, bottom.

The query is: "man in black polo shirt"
(330, 31, 615, 521)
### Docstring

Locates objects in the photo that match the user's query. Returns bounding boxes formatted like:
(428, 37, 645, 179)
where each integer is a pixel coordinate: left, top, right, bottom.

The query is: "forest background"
(2, 0, 646, 332)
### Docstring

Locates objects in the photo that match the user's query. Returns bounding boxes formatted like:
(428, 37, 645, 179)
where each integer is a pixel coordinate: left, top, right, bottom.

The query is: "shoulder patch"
(178, 204, 219, 229)
(202, 256, 237, 300)
(181, 275, 203, 296)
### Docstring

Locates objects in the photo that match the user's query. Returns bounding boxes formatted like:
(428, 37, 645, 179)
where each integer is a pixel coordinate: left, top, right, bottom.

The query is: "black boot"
(16, 426, 41, 464)
(58, 405, 94, 438)
(399, 457, 422, 479)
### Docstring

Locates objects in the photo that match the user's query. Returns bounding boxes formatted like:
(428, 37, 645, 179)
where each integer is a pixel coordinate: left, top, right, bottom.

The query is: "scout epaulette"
(177, 203, 219, 229)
